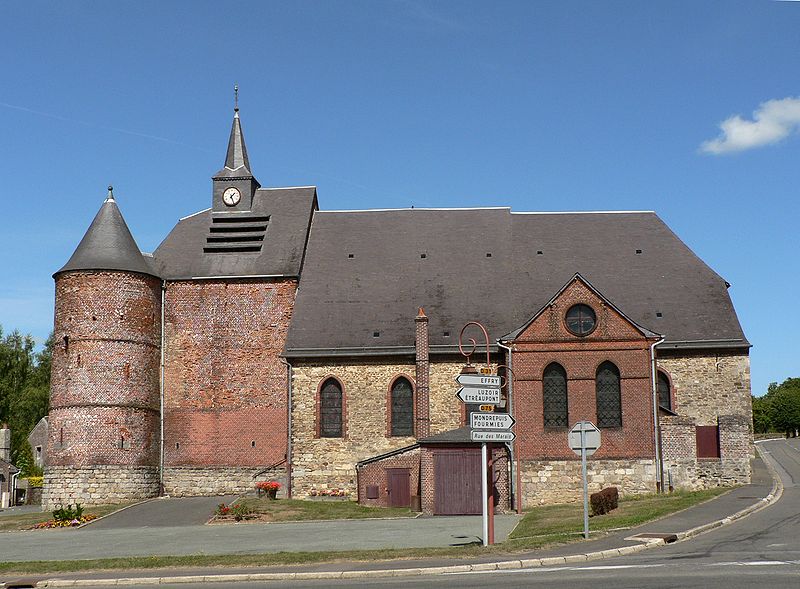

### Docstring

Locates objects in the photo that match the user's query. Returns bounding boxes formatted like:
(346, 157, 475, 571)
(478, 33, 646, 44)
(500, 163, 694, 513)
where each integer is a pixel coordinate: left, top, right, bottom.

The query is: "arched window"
(390, 377, 414, 436)
(319, 378, 343, 438)
(543, 363, 568, 427)
(657, 371, 672, 411)
(596, 361, 622, 428)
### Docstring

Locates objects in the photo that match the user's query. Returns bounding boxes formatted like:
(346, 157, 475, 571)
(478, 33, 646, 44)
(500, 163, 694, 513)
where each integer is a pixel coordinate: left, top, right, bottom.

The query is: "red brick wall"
(356, 447, 421, 508)
(419, 445, 509, 515)
(511, 279, 656, 461)
(163, 279, 296, 468)
(48, 271, 161, 467)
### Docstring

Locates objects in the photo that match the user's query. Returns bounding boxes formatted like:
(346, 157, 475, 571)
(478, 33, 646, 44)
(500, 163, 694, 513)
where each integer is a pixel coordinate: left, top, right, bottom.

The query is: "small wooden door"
(387, 468, 411, 507)
(434, 448, 482, 515)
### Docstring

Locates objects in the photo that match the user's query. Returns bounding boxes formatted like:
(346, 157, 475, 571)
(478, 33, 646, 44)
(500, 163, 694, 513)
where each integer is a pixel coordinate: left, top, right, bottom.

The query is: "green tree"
(0, 326, 52, 474)
(752, 394, 773, 434)
(767, 378, 800, 437)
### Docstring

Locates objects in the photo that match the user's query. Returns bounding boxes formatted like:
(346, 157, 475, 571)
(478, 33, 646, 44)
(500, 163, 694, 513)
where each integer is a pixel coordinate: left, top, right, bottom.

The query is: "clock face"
(222, 187, 241, 206)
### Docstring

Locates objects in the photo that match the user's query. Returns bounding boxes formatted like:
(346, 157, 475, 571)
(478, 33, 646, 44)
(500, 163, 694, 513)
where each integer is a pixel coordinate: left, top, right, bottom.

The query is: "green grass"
(227, 497, 415, 522)
(510, 487, 730, 540)
(0, 488, 732, 575)
(0, 502, 137, 532)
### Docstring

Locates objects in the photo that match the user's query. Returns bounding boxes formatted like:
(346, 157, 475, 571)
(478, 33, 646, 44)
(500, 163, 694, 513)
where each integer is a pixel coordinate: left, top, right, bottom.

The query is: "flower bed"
(31, 504, 98, 529)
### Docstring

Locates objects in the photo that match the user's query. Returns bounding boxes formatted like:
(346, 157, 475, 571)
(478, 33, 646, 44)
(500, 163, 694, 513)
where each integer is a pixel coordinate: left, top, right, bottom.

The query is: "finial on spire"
(234, 84, 239, 113)
(105, 185, 115, 202)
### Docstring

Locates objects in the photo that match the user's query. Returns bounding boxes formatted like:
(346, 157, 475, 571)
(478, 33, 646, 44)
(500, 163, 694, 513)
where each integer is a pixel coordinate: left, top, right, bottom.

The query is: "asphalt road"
(33, 438, 796, 589)
(88, 495, 237, 529)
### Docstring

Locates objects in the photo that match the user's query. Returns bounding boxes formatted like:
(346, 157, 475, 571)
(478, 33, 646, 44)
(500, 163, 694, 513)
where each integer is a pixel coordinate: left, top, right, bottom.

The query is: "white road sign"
(470, 413, 515, 430)
(456, 387, 501, 404)
(456, 374, 502, 388)
(471, 430, 515, 442)
(568, 421, 601, 457)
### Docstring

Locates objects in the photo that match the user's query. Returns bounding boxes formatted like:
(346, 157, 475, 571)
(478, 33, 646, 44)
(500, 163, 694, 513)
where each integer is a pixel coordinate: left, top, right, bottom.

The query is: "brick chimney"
(415, 308, 430, 439)
(0, 423, 10, 462)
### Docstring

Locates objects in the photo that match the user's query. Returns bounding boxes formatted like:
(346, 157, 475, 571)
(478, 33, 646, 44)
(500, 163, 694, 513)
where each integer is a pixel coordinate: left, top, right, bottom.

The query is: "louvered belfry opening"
(203, 214, 269, 253)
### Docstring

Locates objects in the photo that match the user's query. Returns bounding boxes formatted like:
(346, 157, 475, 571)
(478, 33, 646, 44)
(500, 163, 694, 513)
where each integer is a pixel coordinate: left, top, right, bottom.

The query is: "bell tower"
(212, 85, 260, 212)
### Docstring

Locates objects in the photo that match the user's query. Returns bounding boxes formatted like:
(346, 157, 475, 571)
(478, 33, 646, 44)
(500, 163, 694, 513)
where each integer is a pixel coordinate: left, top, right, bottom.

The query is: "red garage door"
(433, 448, 482, 515)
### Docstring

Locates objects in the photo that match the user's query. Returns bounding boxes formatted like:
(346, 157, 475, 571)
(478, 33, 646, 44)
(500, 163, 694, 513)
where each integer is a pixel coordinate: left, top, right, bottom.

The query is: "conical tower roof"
(56, 187, 155, 277)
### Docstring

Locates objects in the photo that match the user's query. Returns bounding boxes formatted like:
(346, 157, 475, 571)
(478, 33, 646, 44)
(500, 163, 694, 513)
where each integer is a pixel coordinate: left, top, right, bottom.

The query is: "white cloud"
(700, 96, 800, 154)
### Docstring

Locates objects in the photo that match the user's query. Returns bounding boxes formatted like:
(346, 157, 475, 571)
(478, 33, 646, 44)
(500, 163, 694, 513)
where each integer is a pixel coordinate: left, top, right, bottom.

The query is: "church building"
(43, 103, 753, 513)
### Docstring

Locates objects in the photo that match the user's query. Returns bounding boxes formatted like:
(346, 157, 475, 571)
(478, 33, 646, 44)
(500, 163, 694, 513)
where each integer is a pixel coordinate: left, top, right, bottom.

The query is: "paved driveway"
(88, 495, 237, 529)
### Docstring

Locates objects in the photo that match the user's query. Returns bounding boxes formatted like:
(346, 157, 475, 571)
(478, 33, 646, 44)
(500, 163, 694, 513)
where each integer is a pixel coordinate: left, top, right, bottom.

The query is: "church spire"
(215, 84, 255, 179)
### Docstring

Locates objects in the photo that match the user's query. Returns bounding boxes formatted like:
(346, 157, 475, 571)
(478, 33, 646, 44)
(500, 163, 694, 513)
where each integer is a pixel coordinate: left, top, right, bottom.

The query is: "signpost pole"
(487, 443, 494, 545)
(481, 442, 489, 547)
(581, 427, 589, 540)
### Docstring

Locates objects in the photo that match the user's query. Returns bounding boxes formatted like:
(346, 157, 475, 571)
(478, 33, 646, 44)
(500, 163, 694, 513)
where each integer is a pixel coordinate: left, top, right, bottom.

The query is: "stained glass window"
(596, 361, 622, 427)
(320, 378, 343, 438)
(391, 377, 414, 436)
(543, 363, 568, 427)
(657, 371, 672, 411)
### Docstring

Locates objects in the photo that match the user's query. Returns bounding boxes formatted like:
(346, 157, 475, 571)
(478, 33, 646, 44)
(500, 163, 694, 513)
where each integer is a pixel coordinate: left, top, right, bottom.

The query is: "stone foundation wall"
(519, 459, 656, 506)
(42, 465, 159, 510)
(163, 466, 287, 498)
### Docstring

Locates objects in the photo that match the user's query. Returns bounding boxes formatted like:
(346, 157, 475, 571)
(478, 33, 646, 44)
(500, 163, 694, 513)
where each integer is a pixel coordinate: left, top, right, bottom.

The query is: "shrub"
(229, 503, 253, 521)
(590, 486, 619, 516)
(26, 476, 44, 488)
(52, 503, 84, 522)
(215, 503, 231, 516)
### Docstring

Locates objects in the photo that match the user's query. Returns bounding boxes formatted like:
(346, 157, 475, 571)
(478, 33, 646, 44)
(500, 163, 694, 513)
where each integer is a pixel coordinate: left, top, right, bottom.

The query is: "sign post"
(457, 370, 504, 547)
(454, 320, 515, 547)
(568, 421, 601, 540)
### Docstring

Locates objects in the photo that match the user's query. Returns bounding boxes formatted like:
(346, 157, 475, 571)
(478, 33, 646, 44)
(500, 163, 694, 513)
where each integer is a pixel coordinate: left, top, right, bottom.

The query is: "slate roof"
(0, 458, 19, 474)
(213, 109, 257, 181)
(56, 189, 155, 277)
(284, 208, 748, 356)
(152, 187, 317, 279)
(418, 426, 475, 445)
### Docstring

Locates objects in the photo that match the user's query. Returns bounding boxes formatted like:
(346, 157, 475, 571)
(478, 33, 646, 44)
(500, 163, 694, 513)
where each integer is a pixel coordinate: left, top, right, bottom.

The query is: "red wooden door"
(387, 468, 411, 507)
(433, 449, 482, 515)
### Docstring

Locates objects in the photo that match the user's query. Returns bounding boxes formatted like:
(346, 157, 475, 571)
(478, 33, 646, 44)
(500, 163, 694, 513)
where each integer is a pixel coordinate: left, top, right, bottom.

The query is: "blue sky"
(1, 1, 797, 396)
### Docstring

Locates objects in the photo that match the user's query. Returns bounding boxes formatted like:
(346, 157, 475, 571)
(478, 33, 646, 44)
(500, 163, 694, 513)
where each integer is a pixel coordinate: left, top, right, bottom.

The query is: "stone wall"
(519, 458, 656, 506)
(660, 414, 751, 490)
(290, 358, 467, 497)
(657, 351, 752, 426)
(42, 465, 159, 509)
(658, 350, 753, 489)
(163, 466, 287, 498)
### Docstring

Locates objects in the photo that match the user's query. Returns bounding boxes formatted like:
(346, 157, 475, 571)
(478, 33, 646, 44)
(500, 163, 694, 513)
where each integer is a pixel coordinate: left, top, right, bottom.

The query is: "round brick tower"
(43, 187, 162, 509)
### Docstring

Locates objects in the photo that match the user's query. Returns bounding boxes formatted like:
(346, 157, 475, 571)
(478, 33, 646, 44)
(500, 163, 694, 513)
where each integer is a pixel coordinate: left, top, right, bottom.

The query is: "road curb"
(36, 445, 784, 587)
(37, 539, 667, 586)
(676, 442, 784, 542)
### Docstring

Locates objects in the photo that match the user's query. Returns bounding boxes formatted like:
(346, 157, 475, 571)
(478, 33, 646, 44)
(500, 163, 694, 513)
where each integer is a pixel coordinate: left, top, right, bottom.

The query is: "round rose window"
(565, 304, 596, 336)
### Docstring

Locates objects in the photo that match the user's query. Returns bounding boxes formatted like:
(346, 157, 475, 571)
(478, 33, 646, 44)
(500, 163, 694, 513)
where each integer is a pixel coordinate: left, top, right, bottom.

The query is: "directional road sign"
(568, 420, 601, 457)
(456, 374, 502, 388)
(471, 430, 515, 442)
(456, 387, 501, 404)
(470, 412, 515, 430)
